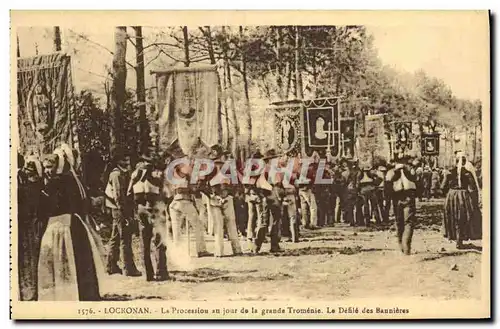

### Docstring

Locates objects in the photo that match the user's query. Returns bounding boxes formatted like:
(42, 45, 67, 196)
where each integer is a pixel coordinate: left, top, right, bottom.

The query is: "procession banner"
(302, 97, 340, 158)
(17, 53, 76, 156)
(421, 132, 440, 156)
(154, 65, 221, 155)
(269, 100, 303, 156)
(340, 118, 356, 158)
(357, 114, 387, 166)
(394, 121, 413, 156)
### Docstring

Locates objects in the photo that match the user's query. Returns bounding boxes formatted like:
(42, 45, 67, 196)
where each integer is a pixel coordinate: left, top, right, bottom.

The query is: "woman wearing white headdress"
(441, 152, 482, 249)
(37, 145, 105, 301)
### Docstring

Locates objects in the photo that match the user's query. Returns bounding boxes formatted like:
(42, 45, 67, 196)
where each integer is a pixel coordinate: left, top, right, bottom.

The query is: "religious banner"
(17, 53, 77, 156)
(357, 114, 387, 166)
(303, 97, 340, 158)
(394, 121, 413, 155)
(421, 132, 440, 156)
(340, 118, 355, 158)
(269, 100, 303, 156)
(154, 65, 221, 155)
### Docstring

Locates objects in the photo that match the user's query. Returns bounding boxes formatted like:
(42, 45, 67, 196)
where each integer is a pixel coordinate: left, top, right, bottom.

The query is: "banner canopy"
(17, 53, 76, 156)
(154, 65, 221, 155)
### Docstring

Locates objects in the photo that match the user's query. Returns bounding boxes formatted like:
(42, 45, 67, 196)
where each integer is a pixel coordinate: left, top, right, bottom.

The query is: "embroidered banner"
(303, 97, 340, 158)
(340, 118, 355, 158)
(421, 133, 440, 156)
(17, 53, 76, 156)
(154, 65, 221, 155)
(268, 100, 303, 156)
(394, 121, 413, 155)
(357, 114, 387, 166)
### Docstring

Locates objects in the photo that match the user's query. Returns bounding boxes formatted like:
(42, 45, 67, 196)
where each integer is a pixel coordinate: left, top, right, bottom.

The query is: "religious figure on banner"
(421, 133, 440, 156)
(281, 119, 292, 150)
(315, 117, 328, 140)
(30, 83, 51, 135)
(395, 122, 413, 153)
(340, 118, 355, 158)
(399, 127, 408, 142)
(179, 77, 196, 120)
(426, 140, 435, 152)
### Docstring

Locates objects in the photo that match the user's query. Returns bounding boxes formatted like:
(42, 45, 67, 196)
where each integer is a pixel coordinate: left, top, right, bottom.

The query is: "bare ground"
(98, 199, 482, 301)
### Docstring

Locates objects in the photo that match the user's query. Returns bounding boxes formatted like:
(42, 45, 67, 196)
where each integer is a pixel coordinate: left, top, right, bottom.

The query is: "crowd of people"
(16, 141, 483, 301)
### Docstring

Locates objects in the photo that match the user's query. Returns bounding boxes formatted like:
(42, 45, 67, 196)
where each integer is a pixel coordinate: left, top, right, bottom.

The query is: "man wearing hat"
(105, 151, 142, 277)
(205, 146, 242, 257)
(253, 149, 284, 253)
(388, 154, 418, 255)
(269, 150, 301, 243)
(341, 159, 363, 226)
(297, 152, 319, 230)
(421, 164, 432, 201)
(167, 147, 208, 258)
(358, 163, 383, 226)
(134, 148, 173, 280)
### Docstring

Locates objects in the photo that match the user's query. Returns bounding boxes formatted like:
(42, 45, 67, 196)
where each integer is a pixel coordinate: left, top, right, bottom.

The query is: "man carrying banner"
(168, 148, 209, 258)
(127, 150, 169, 281)
(387, 155, 418, 255)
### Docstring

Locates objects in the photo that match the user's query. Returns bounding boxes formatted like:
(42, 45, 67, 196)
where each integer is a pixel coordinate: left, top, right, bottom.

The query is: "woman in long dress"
(442, 152, 482, 249)
(18, 155, 44, 301)
(37, 145, 104, 301)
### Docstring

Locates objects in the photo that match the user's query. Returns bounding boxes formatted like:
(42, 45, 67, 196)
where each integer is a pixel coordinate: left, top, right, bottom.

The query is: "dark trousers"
(233, 196, 248, 236)
(375, 188, 389, 222)
(334, 186, 345, 223)
(315, 186, 333, 227)
(107, 209, 138, 274)
(253, 196, 269, 252)
(360, 186, 382, 226)
(394, 192, 416, 255)
(253, 196, 281, 252)
(137, 204, 168, 281)
(342, 189, 362, 226)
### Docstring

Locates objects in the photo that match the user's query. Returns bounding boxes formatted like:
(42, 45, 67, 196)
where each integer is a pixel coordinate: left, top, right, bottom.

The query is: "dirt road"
(99, 200, 482, 302)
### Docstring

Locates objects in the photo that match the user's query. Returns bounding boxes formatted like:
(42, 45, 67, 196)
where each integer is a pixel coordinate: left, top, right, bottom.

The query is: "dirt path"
(99, 200, 482, 301)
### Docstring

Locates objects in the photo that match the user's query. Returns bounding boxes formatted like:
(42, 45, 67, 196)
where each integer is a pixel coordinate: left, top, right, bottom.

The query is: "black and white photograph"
(10, 10, 490, 320)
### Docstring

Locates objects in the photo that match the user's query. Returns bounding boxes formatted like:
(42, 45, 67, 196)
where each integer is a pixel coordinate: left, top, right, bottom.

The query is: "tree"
(109, 26, 128, 157)
(132, 26, 149, 154)
(53, 26, 62, 51)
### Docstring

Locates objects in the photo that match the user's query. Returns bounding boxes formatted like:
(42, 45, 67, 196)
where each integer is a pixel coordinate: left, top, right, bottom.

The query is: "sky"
(16, 22, 490, 107)
(368, 24, 489, 106)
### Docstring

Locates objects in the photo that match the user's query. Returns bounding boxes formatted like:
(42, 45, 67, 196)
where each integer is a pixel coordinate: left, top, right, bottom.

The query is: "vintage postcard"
(10, 10, 490, 320)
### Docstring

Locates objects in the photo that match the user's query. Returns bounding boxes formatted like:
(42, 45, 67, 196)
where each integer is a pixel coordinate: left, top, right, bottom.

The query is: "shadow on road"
(264, 245, 389, 257)
(102, 294, 164, 301)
